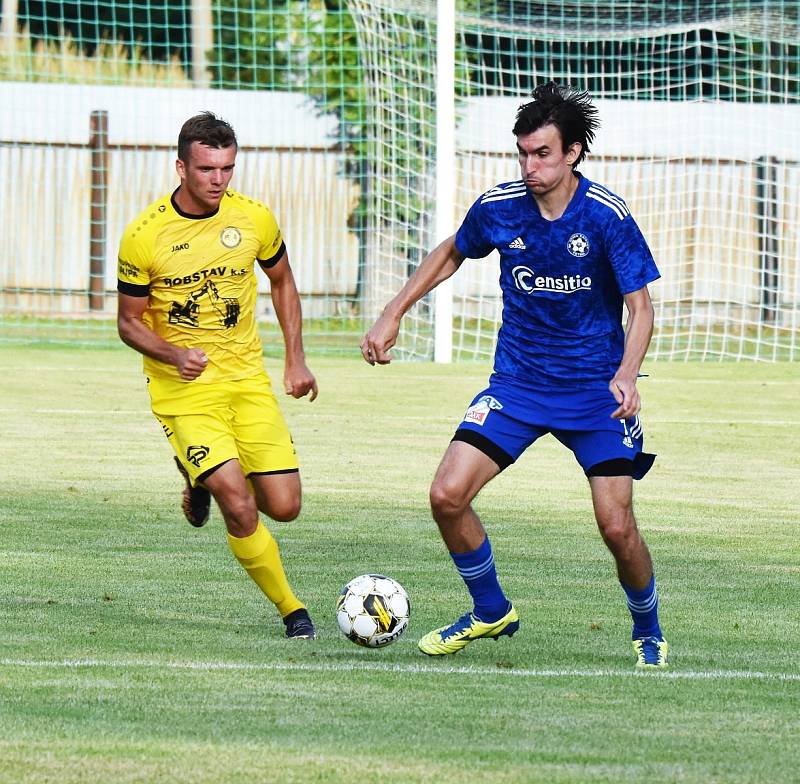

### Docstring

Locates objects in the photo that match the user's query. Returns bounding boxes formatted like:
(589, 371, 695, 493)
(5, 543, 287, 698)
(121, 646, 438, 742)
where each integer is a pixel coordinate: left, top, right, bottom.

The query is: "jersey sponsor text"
(512, 265, 592, 294)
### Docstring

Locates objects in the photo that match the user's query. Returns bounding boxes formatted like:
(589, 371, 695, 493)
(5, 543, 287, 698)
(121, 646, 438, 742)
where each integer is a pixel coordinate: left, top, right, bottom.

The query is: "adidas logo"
(509, 236, 526, 250)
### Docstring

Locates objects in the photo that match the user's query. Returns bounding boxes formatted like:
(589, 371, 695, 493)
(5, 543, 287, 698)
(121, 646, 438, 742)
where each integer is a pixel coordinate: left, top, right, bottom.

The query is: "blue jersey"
(454, 173, 660, 386)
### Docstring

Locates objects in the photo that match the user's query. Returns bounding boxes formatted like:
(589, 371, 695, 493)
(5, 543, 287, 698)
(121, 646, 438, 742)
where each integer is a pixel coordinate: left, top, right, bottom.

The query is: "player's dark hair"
(177, 111, 237, 162)
(512, 82, 599, 167)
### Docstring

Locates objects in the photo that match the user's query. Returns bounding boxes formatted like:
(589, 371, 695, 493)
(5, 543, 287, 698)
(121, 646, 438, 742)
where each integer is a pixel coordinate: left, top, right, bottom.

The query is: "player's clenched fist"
(176, 347, 208, 380)
(284, 361, 319, 401)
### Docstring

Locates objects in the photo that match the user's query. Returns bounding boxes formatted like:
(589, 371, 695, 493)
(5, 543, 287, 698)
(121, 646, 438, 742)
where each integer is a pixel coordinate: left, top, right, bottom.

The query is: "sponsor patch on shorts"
(463, 395, 503, 426)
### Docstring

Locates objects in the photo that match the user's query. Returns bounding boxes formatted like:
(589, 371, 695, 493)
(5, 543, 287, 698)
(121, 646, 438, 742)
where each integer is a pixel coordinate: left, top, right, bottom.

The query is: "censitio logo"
(512, 265, 592, 294)
(567, 232, 590, 257)
(220, 227, 242, 248)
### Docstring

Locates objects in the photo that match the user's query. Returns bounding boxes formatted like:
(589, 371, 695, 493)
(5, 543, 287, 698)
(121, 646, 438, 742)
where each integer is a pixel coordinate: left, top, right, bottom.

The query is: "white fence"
(2, 83, 799, 345)
(0, 82, 361, 317)
(451, 97, 800, 327)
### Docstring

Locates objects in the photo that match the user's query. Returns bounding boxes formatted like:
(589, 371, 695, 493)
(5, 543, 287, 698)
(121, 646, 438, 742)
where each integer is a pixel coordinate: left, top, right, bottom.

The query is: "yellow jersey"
(118, 189, 284, 383)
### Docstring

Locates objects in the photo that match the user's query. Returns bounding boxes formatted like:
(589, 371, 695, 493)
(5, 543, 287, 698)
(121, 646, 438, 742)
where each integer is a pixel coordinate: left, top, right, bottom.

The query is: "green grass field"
(1, 346, 798, 783)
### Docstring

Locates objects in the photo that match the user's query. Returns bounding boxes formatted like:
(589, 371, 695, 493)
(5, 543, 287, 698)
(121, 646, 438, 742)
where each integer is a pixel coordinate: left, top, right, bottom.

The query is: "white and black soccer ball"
(336, 574, 410, 648)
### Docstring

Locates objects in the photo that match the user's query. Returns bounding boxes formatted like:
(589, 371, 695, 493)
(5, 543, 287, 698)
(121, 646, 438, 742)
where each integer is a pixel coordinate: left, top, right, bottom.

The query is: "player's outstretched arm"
(263, 252, 318, 401)
(117, 293, 208, 380)
(609, 285, 655, 420)
(361, 235, 465, 365)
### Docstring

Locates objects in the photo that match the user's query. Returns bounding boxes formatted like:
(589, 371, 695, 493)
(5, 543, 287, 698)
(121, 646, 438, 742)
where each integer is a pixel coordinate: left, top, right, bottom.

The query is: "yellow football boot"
(633, 636, 669, 669)
(418, 605, 519, 656)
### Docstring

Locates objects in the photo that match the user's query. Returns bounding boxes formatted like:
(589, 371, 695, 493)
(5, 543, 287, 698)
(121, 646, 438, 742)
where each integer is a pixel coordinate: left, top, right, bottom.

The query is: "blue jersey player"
(361, 83, 668, 669)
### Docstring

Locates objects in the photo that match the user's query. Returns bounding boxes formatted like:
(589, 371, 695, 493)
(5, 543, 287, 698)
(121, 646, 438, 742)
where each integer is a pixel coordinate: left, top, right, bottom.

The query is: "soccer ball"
(336, 574, 410, 648)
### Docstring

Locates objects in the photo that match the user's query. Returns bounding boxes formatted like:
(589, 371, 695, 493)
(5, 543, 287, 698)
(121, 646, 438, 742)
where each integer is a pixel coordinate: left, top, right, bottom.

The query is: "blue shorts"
(453, 375, 655, 479)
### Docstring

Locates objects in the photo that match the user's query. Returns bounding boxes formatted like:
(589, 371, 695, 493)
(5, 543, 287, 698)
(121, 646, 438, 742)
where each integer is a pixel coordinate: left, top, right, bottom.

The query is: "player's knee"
(429, 479, 467, 521)
(596, 511, 638, 552)
(222, 493, 259, 536)
(263, 496, 301, 522)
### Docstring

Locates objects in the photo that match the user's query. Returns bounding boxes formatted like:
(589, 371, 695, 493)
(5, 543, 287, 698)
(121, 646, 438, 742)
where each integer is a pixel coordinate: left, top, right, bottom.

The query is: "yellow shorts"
(147, 372, 298, 485)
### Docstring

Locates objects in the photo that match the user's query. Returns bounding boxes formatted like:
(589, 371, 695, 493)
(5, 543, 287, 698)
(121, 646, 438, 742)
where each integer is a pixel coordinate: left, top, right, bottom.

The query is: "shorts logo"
(463, 395, 503, 426)
(622, 416, 642, 449)
(567, 233, 590, 257)
(220, 227, 242, 248)
(186, 445, 211, 467)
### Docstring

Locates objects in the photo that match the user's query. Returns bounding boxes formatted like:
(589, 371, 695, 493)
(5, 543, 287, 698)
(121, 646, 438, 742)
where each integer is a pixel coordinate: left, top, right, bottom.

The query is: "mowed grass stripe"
(2, 348, 798, 784)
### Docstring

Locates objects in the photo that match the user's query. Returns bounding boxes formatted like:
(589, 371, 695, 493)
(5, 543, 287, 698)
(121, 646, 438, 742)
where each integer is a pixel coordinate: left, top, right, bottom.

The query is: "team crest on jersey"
(463, 395, 503, 426)
(220, 226, 242, 248)
(567, 233, 590, 257)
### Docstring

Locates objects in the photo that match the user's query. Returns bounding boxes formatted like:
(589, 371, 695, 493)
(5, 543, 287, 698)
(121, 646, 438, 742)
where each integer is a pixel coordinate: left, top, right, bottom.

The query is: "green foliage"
(301, 1, 366, 176)
(210, 0, 298, 90)
(210, 0, 370, 229)
(211, 1, 364, 148)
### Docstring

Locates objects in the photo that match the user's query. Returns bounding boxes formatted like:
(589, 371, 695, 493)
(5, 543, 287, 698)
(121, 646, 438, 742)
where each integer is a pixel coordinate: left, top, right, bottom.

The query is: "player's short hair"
(177, 111, 238, 162)
(512, 82, 600, 167)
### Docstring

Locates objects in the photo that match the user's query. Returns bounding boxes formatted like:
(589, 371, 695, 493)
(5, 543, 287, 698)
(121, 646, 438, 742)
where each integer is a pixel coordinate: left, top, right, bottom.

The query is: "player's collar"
(170, 187, 221, 220)
(530, 172, 586, 221)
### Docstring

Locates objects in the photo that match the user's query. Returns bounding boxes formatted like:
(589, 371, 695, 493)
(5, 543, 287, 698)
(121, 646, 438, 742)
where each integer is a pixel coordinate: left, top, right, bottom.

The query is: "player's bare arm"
(117, 292, 208, 380)
(361, 235, 465, 365)
(609, 285, 655, 420)
(264, 252, 318, 402)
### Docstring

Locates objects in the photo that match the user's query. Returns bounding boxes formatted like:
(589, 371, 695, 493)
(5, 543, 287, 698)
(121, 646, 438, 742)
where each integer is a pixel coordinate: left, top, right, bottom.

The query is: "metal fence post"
(756, 155, 779, 326)
(89, 109, 109, 311)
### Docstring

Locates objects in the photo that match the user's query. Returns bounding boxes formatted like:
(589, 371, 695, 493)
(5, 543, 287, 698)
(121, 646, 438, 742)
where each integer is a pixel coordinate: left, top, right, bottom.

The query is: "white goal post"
(434, 0, 455, 363)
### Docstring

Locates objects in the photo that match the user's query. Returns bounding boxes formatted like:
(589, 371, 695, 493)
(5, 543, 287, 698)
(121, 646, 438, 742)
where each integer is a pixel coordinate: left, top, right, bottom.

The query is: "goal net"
(1, 0, 797, 362)
(349, 0, 800, 361)
(0, 1, 366, 353)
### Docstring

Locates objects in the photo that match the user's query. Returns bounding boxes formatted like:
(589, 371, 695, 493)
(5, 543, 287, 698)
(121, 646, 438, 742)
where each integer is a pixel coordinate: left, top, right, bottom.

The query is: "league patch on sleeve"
(463, 395, 503, 426)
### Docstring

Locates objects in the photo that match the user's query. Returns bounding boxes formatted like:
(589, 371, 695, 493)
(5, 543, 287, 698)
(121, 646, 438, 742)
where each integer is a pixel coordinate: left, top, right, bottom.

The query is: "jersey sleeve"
(117, 223, 153, 297)
(605, 213, 661, 295)
(256, 205, 286, 268)
(454, 197, 495, 259)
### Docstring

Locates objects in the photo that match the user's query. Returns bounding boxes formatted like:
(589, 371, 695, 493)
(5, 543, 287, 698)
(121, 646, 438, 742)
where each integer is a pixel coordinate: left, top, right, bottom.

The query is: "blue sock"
(450, 536, 510, 622)
(621, 574, 663, 639)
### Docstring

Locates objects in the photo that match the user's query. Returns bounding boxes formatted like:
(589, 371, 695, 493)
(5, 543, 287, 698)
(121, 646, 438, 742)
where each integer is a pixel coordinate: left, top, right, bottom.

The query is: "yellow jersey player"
(117, 111, 317, 640)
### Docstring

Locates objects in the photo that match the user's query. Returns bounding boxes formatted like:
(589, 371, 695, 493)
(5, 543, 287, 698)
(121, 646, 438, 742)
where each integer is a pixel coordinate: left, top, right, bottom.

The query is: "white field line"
(0, 409, 798, 427)
(1, 657, 798, 682)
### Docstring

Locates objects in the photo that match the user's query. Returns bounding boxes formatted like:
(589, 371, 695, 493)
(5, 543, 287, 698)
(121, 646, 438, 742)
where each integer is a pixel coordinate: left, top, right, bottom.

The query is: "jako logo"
(512, 265, 592, 295)
(171, 242, 190, 252)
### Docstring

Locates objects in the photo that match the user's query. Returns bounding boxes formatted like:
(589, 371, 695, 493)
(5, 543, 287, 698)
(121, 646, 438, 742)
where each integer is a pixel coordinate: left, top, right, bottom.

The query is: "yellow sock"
(227, 522, 304, 618)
